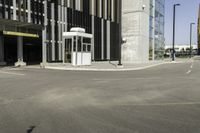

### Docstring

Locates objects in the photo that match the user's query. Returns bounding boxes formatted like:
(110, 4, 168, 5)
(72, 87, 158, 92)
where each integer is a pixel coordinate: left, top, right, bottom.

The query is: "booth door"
(65, 39, 72, 63)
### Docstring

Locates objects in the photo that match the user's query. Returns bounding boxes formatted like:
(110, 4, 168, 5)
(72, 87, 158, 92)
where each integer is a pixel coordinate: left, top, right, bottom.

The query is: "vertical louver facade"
(0, 0, 121, 64)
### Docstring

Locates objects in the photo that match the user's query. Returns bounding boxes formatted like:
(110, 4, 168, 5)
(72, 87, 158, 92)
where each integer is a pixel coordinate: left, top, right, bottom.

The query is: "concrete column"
(62, 38, 65, 64)
(64, 7, 68, 32)
(91, 16, 95, 60)
(58, 5, 62, 60)
(15, 36, 26, 66)
(99, 0, 102, 17)
(104, 0, 107, 19)
(42, 0, 47, 65)
(42, 29, 47, 65)
(27, 0, 31, 23)
(111, 0, 115, 22)
(13, 0, 17, 20)
(76, 0, 80, 10)
(0, 36, 6, 65)
(107, 21, 111, 60)
(101, 19, 104, 60)
(67, 0, 70, 7)
(51, 3, 55, 61)
(91, 0, 95, 15)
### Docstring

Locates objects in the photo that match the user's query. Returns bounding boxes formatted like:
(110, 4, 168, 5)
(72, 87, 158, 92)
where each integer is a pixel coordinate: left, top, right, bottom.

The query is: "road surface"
(0, 59, 200, 133)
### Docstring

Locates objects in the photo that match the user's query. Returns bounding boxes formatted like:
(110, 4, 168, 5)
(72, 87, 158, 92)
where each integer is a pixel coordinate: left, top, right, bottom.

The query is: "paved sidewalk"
(41, 59, 189, 72)
(0, 58, 193, 72)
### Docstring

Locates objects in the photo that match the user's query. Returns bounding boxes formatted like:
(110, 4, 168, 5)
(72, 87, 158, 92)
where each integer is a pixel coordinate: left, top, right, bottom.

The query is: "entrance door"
(4, 36, 17, 65)
(64, 38, 72, 63)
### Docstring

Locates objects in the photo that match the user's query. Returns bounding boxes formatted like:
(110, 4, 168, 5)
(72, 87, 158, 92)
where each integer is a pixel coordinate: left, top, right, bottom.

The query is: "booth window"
(78, 37, 82, 52)
(87, 45, 91, 52)
(83, 44, 87, 52)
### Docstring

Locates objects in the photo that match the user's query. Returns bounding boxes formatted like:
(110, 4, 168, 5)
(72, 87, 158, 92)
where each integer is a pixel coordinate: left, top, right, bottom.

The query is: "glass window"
(87, 45, 91, 52)
(83, 44, 87, 52)
(149, 0, 165, 60)
(78, 37, 82, 52)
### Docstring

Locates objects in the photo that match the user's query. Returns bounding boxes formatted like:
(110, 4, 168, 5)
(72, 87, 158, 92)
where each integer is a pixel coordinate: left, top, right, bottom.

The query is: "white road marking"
(186, 70, 192, 74)
(93, 77, 161, 81)
(0, 70, 25, 76)
(112, 102, 200, 107)
(186, 59, 194, 74)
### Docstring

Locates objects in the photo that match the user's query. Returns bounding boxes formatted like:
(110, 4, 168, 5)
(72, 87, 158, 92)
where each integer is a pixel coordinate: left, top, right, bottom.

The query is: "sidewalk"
(41, 60, 179, 72)
(1, 58, 193, 72)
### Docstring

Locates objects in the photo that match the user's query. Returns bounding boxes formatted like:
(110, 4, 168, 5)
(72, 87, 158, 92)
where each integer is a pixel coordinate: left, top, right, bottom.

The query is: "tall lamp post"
(172, 4, 180, 61)
(190, 23, 195, 58)
(118, 0, 122, 66)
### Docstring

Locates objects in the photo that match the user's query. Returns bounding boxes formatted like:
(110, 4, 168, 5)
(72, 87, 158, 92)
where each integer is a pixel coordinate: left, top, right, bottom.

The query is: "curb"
(44, 62, 173, 72)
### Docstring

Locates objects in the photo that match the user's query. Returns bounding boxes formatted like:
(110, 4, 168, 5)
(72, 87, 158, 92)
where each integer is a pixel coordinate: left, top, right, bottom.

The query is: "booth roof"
(63, 32, 93, 38)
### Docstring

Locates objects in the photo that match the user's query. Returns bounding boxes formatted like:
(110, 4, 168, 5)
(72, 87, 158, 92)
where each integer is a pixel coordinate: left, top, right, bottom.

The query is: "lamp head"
(142, 5, 146, 10)
(175, 3, 181, 6)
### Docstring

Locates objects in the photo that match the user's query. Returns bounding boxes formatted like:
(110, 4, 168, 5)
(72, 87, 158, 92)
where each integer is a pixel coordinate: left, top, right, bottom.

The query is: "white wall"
(122, 0, 150, 63)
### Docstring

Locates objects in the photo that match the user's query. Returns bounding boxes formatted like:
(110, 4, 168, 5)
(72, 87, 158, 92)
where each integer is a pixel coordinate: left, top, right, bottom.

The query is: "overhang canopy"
(0, 19, 43, 30)
(3, 31, 39, 38)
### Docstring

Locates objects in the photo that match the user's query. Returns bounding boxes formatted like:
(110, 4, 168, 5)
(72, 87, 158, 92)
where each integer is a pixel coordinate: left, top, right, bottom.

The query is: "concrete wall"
(122, 0, 150, 63)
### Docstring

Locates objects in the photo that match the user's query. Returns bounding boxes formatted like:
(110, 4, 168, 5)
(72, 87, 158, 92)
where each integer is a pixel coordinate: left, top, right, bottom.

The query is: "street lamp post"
(172, 4, 180, 61)
(190, 23, 195, 58)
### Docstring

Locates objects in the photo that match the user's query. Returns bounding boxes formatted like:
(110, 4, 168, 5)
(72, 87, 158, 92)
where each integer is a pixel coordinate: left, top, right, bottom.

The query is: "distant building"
(165, 45, 198, 57)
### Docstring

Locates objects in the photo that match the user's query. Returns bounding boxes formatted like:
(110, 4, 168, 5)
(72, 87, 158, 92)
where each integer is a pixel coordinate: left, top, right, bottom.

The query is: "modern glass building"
(0, 0, 43, 65)
(0, 0, 120, 66)
(149, 0, 165, 60)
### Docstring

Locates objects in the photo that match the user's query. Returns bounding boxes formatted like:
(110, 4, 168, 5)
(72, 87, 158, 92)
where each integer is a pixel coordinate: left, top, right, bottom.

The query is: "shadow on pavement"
(27, 126, 36, 133)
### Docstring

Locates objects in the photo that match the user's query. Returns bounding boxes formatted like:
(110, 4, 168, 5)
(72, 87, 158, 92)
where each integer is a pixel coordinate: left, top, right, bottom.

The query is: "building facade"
(0, 0, 43, 65)
(122, 0, 165, 63)
(122, 0, 150, 63)
(0, 0, 120, 66)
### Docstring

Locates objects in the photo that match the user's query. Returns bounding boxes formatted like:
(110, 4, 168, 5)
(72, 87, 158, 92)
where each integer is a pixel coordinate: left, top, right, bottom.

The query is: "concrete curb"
(44, 62, 177, 72)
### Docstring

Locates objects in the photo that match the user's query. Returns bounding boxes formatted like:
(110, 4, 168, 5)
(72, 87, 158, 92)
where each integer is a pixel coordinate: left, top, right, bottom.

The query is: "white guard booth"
(62, 28, 93, 66)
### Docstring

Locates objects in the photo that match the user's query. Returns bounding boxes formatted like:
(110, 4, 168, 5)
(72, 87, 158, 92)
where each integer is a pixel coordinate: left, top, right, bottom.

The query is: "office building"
(0, 0, 121, 66)
(0, 0, 43, 66)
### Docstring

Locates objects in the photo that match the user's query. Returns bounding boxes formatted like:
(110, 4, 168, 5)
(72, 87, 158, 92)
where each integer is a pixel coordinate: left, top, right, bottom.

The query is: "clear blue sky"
(165, 0, 200, 46)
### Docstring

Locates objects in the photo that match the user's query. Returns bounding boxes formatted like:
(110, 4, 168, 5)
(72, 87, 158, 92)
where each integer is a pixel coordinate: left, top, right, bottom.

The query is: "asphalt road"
(0, 59, 200, 133)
